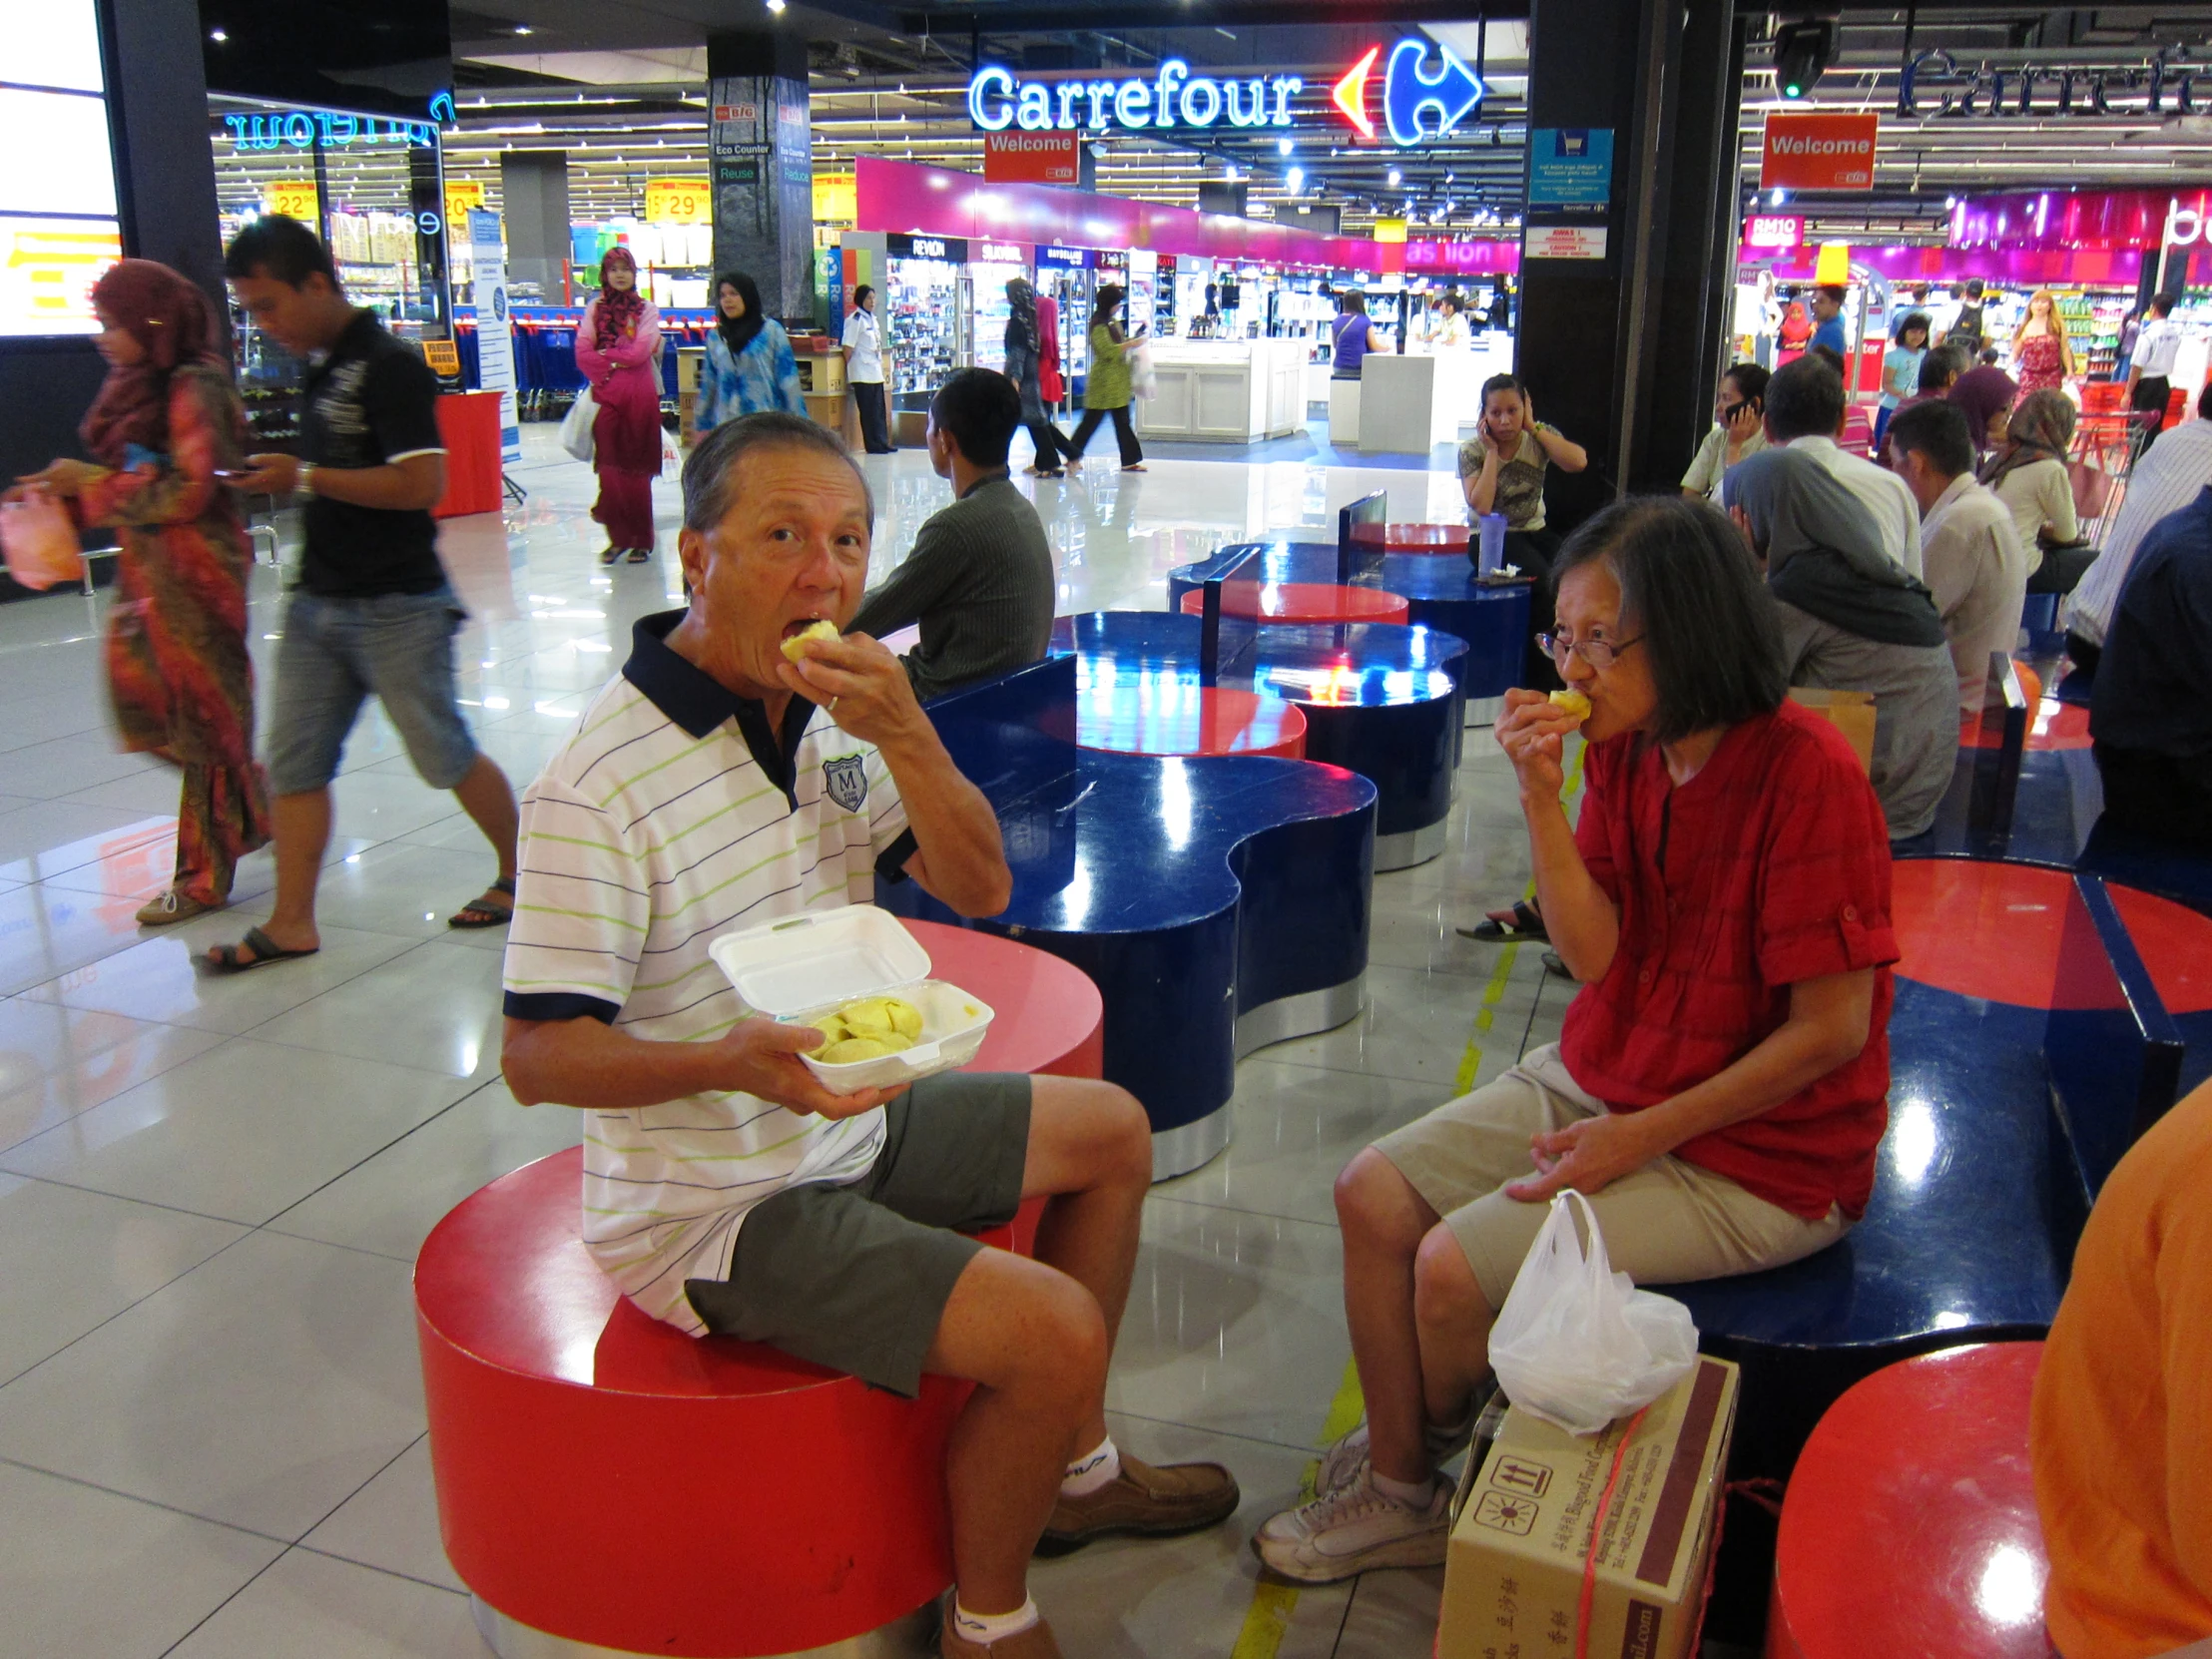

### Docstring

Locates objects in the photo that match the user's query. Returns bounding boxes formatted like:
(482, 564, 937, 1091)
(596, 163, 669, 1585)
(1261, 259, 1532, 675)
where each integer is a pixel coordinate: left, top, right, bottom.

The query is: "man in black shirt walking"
(212, 217, 518, 970)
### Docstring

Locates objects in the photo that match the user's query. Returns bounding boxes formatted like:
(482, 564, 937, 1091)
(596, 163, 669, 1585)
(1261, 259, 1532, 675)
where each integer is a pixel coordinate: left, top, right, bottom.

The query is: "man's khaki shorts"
(1373, 1043, 1849, 1310)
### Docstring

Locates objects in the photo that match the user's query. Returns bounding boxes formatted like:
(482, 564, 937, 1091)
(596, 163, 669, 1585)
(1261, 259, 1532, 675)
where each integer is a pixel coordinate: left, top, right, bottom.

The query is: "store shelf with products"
(571, 222, 716, 311)
(886, 251, 966, 406)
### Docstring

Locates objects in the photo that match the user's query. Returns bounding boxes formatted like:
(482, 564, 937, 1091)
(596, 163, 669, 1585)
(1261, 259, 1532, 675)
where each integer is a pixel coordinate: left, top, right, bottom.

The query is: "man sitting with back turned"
(851, 367, 1056, 704)
(1764, 355, 1924, 579)
(500, 413, 1236, 1659)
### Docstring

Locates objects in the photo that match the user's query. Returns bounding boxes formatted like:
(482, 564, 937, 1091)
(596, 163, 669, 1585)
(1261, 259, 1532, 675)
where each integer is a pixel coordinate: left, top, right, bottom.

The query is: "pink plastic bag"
(0, 493, 85, 592)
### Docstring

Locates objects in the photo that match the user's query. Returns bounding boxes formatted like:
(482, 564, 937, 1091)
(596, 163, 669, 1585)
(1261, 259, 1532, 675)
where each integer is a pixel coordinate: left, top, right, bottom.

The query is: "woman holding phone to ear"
(1460, 373, 1588, 688)
(13, 261, 269, 925)
(1681, 362, 1770, 504)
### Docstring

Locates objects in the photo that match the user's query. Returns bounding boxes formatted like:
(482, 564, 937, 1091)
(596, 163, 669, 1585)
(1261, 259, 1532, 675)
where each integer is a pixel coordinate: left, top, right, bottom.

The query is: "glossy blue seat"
(1166, 538, 1532, 718)
(1051, 612, 1465, 871)
(882, 655, 1378, 1178)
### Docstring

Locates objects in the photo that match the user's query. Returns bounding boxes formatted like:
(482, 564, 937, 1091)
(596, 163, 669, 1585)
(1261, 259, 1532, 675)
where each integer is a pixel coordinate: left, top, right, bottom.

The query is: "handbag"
(560, 387, 597, 463)
(0, 492, 87, 592)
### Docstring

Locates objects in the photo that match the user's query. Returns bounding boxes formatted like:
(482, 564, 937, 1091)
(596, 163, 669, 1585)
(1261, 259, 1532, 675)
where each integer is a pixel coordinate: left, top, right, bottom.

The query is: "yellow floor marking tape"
(1228, 744, 1589, 1656)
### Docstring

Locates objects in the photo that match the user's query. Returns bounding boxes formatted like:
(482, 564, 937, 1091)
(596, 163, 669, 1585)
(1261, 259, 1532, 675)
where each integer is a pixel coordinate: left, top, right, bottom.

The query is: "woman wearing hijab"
(575, 246, 664, 565)
(1065, 282, 1146, 472)
(694, 270, 805, 447)
(1725, 447, 1958, 842)
(1981, 388, 2094, 596)
(1003, 276, 1073, 478)
(15, 261, 270, 923)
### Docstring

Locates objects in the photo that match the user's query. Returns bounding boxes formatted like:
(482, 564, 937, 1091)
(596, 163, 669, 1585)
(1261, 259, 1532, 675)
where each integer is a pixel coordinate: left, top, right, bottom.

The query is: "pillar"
(500, 151, 571, 302)
(706, 30, 815, 322)
(1516, 0, 1745, 520)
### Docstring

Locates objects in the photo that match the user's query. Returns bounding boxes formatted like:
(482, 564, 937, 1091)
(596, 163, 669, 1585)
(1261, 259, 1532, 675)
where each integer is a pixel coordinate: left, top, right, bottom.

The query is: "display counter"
(1357, 349, 1486, 454)
(1134, 340, 1308, 442)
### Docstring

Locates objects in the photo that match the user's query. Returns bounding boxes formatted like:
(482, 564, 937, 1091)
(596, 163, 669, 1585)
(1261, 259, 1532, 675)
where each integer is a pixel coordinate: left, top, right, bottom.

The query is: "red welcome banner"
(1760, 113, 1878, 191)
(983, 132, 1080, 185)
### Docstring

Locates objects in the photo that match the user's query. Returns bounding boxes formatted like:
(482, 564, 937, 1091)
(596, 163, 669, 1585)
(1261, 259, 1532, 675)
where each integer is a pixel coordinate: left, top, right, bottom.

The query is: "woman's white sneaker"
(1254, 1474, 1450, 1584)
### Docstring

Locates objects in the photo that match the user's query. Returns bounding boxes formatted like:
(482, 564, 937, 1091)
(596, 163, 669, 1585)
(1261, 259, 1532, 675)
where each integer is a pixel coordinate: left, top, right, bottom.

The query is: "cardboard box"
(1788, 687, 1876, 776)
(1438, 1357, 1739, 1659)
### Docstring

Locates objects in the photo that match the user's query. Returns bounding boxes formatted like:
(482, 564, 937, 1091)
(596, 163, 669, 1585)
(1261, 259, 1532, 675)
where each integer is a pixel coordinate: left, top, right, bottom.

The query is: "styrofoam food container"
(708, 904, 994, 1094)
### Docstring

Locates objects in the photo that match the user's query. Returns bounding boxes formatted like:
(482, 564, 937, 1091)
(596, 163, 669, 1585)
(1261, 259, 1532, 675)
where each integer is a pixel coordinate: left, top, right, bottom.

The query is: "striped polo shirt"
(502, 610, 915, 1334)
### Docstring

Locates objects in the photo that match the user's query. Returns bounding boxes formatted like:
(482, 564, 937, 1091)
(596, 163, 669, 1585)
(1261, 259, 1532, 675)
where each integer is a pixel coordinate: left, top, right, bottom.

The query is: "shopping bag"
(560, 387, 597, 462)
(1128, 338, 1157, 401)
(0, 491, 86, 592)
(1486, 1189, 1698, 1435)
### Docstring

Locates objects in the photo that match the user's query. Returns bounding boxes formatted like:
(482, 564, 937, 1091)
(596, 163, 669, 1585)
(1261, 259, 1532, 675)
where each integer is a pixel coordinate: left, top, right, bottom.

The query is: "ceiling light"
(1287, 167, 1305, 194)
(1387, 168, 1401, 187)
(1277, 137, 1293, 156)
(209, 26, 228, 42)
(512, 24, 533, 34)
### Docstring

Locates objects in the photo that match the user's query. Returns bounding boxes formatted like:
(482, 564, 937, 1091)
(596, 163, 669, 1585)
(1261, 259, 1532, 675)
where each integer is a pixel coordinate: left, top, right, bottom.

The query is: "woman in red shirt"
(1259, 495, 1899, 1585)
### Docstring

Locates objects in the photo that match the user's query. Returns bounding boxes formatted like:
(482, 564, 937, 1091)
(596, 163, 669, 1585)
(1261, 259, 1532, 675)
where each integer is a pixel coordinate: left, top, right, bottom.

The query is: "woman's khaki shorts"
(1373, 1043, 1849, 1310)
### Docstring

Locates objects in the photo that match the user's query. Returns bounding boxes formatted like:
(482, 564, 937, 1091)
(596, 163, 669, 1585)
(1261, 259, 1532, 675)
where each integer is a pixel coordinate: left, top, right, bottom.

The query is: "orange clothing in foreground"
(2032, 1081, 2212, 1658)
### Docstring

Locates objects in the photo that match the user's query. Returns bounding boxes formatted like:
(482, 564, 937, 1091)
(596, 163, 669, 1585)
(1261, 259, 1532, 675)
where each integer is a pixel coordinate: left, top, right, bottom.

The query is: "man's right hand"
(1495, 688, 1580, 801)
(710, 1018, 901, 1119)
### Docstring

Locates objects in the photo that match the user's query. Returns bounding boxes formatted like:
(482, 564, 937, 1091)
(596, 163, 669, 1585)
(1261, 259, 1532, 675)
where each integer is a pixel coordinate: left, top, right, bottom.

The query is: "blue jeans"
(267, 586, 478, 796)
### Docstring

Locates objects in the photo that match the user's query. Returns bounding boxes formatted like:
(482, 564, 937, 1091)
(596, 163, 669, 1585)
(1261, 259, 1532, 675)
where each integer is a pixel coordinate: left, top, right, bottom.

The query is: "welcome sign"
(1760, 113, 1878, 191)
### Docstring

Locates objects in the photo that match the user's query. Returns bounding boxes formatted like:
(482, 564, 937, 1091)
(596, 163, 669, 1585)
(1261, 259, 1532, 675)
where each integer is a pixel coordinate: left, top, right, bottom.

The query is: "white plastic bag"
(1487, 1190, 1699, 1435)
(1128, 337, 1157, 401)
(560, 387, 597, 462)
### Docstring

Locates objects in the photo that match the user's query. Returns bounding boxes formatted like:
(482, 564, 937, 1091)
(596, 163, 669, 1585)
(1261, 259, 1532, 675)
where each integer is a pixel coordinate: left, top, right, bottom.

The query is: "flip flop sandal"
(207, 925, 319, 973)
(1542, 950, 1574, 979)
(626, 547, 651, 563)
(138, 888, 221, 926)
(449, 875, 517, 929)
(1457, 898, 1547, 942)
(599, 546, 622, 565)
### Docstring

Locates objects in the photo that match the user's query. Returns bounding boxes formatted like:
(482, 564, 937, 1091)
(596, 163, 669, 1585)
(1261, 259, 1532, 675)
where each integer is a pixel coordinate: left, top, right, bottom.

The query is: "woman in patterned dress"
(2009, 289, 2077, 400)
(689, 270, 805, 444)
(16, 260, 270, 923)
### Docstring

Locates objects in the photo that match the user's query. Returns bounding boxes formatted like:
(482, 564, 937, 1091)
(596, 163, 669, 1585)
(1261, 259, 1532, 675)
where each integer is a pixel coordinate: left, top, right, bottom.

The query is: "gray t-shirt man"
(851, 474, 1056, 704)
(1777, 604, 1960, 841)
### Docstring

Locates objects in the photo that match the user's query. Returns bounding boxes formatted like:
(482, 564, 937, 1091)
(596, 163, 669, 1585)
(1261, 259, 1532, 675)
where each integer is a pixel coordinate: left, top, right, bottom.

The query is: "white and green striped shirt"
(503, 611, 913, 1334)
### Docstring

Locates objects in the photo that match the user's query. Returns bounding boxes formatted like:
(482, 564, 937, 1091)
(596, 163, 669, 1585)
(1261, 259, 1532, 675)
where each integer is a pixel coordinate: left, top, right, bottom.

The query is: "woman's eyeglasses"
(1536, 632, 1644, 670)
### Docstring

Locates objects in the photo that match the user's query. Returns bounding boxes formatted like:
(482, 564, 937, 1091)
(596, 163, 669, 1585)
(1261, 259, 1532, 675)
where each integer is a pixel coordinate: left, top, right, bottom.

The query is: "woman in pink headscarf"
(15, 260, 270, 923)
(575, 246, 665, 564)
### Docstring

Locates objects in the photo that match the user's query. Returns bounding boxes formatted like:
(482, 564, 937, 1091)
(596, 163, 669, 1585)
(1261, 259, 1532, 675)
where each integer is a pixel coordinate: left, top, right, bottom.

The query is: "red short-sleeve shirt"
(1560, 700, 1898, 1219)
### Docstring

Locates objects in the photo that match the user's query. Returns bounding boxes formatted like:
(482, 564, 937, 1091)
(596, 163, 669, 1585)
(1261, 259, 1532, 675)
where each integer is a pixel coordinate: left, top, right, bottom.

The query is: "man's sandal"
(206, 926, 319, 973)
(448, 875, 517, 929)
(1457, 898, 1546, 943)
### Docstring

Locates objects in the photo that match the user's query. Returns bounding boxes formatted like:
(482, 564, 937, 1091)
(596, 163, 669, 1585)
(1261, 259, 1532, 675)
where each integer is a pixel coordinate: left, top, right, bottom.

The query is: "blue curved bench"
(881, 654, 1378, 1178)
(1052, 611, 1464, 872)
(1167, 539, 1530, 720)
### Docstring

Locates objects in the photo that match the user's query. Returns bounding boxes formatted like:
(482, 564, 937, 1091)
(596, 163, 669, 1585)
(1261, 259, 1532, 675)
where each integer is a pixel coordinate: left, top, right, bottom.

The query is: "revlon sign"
(1760, 113, 1878, 191)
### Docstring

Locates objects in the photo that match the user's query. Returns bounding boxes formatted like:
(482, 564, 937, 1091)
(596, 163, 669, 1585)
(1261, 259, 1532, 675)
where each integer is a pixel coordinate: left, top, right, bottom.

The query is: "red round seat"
(1768, 1342, 2048, 1659)
(1076, 683, 1307, 759)
(1374, 522, 1472, 554)
(416, 919, 1104, 1659)
(1177, 581, 1410, 625)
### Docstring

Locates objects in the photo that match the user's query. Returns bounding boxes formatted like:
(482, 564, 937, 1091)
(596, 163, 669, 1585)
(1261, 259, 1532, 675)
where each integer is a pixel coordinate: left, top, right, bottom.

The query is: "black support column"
(706, 30, 816, 323)
(1516, 0, 1745, 518)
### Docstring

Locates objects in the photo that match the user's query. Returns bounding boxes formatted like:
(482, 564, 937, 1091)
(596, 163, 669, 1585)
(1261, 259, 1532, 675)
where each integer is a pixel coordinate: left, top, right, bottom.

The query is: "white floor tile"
(0, 1230, 426, 1538)
(0, 1035, 471, 1225)
(0, 879, 165, 999)
(251, 938, 506, 1080)
(0, 1460, 283, 1658)
(0, 997, 228, 1151)
(299, 1436, 462, 1593)
(168, 1546, 483, 1659)
(0, 1173, 246, 1383)
(270, 1079, 577, 1263)
(20, 918, 422, 1036)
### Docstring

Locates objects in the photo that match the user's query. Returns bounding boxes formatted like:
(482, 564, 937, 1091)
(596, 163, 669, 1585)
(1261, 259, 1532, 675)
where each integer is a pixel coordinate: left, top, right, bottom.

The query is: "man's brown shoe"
(939, 1614, 1063, 1658)
(1038, 1453, 1241, 1553)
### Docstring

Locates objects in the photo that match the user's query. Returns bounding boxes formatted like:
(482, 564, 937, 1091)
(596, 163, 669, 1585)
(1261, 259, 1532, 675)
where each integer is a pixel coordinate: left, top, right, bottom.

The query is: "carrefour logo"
(967, 42, 1483, 149)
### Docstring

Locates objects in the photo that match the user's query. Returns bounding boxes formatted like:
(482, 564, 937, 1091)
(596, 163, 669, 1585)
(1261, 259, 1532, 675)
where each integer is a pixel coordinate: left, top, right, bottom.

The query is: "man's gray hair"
(681, 411, 875, 534)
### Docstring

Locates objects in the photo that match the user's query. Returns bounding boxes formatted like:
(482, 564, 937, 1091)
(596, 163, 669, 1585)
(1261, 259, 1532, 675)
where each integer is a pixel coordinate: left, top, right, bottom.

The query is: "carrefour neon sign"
(969, 61, 1301, 133)
(966, 43, 1482, 148)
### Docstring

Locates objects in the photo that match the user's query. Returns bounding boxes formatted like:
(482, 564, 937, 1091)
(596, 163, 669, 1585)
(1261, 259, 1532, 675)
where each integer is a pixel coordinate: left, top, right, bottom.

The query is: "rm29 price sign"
(643, 180, 712, 224)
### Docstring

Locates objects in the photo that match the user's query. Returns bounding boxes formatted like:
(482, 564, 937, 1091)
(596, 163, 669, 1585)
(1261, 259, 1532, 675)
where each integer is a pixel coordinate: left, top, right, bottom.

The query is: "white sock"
(1060, 1434, 1122, 1498)
(1372, 1469, 1436, 1509)
(951, 1596, 1040, 1644)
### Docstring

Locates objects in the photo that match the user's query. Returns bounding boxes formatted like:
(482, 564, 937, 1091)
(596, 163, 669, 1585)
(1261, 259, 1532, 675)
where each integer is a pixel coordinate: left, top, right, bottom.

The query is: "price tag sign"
(265, 181, 319, 222)
(422, 339, 460, 376)
(643, 179, 712, 225)
(445, 180, 485, 223)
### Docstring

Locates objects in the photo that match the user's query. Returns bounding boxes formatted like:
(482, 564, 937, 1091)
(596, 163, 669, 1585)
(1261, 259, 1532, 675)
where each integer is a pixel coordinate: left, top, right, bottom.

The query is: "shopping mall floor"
(0, 427, 1567, 1658)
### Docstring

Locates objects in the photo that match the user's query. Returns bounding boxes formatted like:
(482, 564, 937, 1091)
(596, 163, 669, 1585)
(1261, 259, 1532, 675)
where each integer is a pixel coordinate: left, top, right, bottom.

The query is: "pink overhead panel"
(854, 156, 1390, 272)
(1948, 190, 2192, 253)
(1742, 244, 2144, 286)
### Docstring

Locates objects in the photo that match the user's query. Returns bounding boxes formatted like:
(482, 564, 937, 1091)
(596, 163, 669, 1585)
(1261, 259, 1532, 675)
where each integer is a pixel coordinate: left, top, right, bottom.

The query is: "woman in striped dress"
(17, 261, 270, 923)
